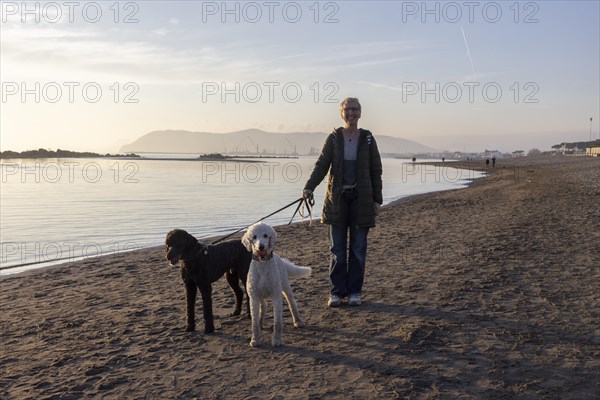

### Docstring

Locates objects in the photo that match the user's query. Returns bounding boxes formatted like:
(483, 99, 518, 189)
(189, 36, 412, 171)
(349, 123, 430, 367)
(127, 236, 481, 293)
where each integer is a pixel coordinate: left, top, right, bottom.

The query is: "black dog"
(165, 229, 251, 333)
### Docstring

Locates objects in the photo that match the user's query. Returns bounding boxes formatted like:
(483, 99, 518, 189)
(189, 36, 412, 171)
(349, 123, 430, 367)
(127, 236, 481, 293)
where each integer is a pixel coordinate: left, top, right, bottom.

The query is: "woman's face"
(341, 102, 361, 125)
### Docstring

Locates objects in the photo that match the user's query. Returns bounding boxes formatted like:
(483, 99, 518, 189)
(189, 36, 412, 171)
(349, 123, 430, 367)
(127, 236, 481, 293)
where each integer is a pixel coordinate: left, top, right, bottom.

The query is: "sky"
(1, 0, 599, 153)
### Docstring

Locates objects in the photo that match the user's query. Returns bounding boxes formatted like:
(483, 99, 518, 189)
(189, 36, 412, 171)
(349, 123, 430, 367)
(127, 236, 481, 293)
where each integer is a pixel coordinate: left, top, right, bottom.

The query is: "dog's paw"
(293, 320, 304, 328)
(250, 338, 261, 348)
(271, 337, 283, 347)
(185, 325, 195, 332)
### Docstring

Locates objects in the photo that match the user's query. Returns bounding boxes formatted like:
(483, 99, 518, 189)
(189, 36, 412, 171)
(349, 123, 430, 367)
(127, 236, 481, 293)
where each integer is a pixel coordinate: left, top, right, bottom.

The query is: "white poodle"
(241, 222, 311, 347)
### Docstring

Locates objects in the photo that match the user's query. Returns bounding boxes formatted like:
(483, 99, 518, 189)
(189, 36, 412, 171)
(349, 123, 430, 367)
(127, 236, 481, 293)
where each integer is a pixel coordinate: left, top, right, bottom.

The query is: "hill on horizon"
(119, 129, 435, 155)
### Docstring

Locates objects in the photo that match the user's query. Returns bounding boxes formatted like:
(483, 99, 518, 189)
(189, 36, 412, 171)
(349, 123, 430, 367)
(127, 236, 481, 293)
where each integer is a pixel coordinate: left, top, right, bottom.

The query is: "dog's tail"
(280, 257, 312, 278)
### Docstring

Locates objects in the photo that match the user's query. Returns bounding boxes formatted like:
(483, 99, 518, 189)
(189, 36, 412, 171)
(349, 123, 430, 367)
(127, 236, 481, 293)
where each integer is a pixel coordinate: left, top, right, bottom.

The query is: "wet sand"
(1, 155, 598, 399)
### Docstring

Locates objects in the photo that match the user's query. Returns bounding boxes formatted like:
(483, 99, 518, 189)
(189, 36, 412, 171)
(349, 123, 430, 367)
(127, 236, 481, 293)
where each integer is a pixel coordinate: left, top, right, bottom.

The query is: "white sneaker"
(348, 294, 362, 306)
(328, 295, 342, 307)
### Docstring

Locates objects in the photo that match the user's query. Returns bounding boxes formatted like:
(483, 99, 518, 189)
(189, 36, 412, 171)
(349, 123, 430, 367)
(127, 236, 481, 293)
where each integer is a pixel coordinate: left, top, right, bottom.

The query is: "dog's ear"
(241, 230, 252, 252)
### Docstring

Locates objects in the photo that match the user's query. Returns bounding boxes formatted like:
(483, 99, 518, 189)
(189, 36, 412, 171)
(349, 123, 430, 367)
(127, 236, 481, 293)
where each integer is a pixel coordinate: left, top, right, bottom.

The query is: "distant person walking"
(302, 97, 383, 307)
(492, 156, 496, 168)
(485, 158, 490, 168)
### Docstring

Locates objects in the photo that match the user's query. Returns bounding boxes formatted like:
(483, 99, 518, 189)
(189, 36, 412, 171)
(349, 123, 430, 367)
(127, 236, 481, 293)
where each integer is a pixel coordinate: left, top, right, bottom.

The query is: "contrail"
(461, 25, 475, 74)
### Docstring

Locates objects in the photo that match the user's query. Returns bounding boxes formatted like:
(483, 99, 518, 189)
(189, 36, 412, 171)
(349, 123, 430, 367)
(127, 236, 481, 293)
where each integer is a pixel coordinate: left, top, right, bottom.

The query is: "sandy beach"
(1, 155, 598, 399)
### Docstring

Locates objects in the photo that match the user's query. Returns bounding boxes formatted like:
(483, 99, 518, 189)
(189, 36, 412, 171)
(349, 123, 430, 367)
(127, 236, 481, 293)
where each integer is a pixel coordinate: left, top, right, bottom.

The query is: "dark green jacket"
(304, 128, 383, 227)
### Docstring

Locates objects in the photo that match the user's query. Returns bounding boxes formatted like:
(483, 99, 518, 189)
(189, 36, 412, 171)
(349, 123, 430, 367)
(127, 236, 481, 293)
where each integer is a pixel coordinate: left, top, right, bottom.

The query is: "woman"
(303, 97, 383, 306)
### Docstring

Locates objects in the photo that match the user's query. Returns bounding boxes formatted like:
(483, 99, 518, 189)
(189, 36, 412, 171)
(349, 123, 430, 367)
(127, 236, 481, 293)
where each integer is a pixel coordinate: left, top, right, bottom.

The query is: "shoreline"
(0, 162, 482, 276)
(1, 155, 598, 399)
(0, 157, 555, 276)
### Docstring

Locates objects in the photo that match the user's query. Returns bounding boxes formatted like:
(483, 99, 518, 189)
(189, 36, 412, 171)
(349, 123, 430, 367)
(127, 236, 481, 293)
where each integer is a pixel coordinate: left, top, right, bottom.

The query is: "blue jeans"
(329, 190, 370, 297)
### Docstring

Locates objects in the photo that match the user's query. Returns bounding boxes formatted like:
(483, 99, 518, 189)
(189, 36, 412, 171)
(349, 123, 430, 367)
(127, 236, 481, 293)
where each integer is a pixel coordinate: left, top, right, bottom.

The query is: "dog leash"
(288, 194, 314, 225)
(210, 194, 314, 245)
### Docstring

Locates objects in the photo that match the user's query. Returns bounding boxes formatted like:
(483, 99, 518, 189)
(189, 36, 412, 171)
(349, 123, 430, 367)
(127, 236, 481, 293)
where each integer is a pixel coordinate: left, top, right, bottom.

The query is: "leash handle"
(288, 193, 314, 225)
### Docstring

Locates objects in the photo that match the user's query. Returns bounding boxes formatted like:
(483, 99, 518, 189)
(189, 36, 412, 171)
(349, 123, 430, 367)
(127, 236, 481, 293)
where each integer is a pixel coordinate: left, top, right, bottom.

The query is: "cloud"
(1, 24, 234, 83)
(0, 22, 446, 89)
(355, 80, 405, 92)
(152, 28, 170, 36)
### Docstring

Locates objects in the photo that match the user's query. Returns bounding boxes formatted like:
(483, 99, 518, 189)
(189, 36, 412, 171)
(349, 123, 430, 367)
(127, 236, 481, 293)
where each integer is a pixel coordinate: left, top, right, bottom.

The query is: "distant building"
(484, 149, 504, 158)
(585, 146, 600, 156)
(512, 150, 525, 157)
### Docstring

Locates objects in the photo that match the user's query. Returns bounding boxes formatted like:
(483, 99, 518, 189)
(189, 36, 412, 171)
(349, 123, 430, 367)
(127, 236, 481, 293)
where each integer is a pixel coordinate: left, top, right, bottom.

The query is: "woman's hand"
(374, 203, 381, 216)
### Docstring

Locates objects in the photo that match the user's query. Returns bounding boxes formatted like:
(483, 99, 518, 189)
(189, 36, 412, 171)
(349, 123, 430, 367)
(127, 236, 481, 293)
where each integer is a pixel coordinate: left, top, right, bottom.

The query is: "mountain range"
(119, 129, 435, 155)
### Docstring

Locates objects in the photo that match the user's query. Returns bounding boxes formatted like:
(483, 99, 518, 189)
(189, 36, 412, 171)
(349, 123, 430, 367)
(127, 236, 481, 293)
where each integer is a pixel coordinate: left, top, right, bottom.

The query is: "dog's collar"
(252, 252, 273, 262)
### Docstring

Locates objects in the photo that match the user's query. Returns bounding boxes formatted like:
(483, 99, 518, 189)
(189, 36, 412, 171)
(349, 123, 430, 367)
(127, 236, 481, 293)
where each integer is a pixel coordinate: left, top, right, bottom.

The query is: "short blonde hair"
(340, 97, 361, 112)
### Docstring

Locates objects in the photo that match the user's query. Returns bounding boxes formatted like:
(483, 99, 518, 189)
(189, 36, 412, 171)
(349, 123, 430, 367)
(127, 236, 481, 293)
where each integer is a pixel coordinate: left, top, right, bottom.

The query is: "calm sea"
(0, 156, 483, 275)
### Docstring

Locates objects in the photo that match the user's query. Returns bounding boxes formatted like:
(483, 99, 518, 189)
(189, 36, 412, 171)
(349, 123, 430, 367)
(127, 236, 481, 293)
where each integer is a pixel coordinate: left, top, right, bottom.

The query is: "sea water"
(0, 157, 483, 275)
